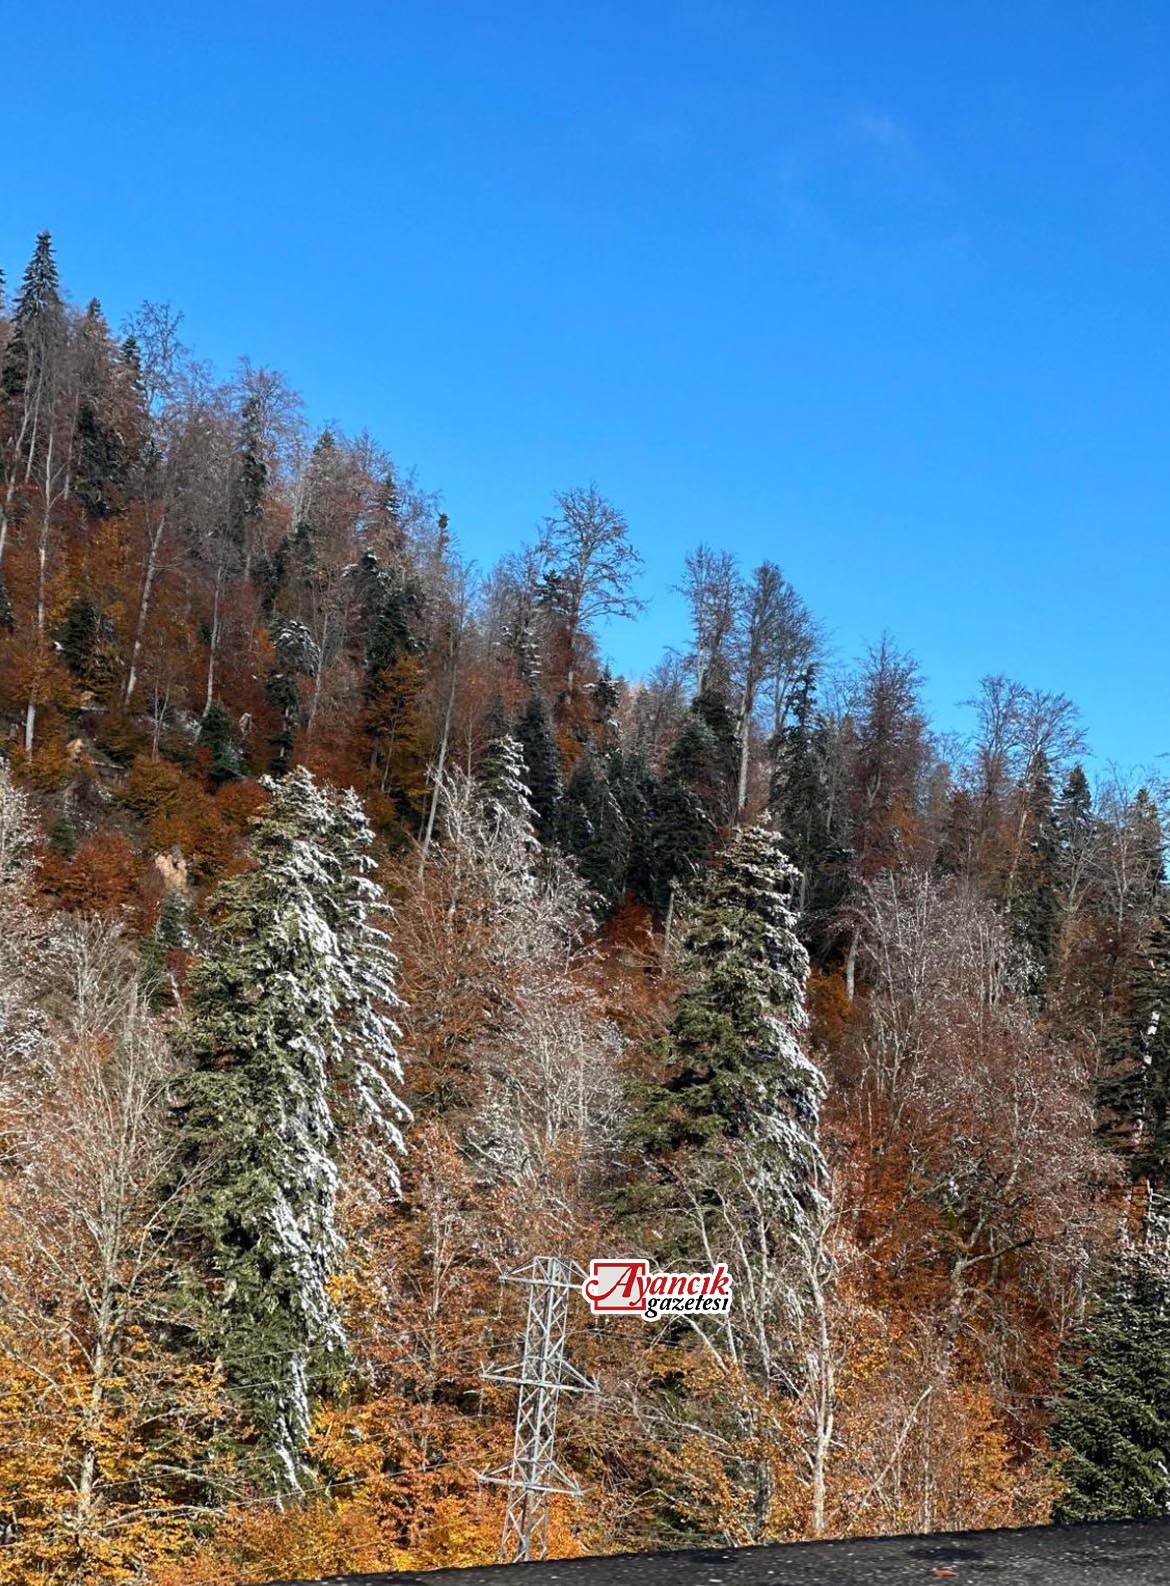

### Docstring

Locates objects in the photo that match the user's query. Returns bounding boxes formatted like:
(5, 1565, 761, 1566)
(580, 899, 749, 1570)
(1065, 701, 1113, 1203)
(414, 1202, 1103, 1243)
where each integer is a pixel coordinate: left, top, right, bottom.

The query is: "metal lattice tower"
(479, 1255, 597, 1562)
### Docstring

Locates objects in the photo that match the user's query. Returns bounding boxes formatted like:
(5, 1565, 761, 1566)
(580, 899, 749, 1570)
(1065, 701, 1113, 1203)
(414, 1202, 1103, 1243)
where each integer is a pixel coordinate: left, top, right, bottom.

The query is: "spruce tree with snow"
(478, 711, 538, 840)
(1052, 1223, 1170, 1522)
(326, 786, 410, 1196)
(631, 820, 827, 1249)
(169, 767, 407, 1491)
(515, 689, 562, 840)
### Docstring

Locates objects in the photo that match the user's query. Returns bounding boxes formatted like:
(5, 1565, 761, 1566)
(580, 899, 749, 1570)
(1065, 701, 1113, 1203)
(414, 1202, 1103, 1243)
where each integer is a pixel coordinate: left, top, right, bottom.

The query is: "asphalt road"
(264, 1518, 1170, 1586)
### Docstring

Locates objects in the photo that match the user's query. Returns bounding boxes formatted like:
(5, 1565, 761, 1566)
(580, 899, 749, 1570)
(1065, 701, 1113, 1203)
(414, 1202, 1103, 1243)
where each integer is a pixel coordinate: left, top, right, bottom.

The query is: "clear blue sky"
(5, 1, 1169, 774)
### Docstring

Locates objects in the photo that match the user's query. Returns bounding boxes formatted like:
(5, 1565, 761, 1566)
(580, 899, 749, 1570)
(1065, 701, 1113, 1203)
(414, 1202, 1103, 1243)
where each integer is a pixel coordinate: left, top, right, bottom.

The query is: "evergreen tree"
(47, 810, 77, 860)
(478, 712, 538, 841)
(156, 884, 192, 950)
(1099, 912, 1170, 1192)
(325, 787, 410, 1195)
(589, 665, 621, 743)
(1012, 752, 1061, 997)
(633, 822, 827, 1230)
(515, 690, 563, 840)
(264, 617, 319, 776)
(197, 700, 246, 782)
(59, 598, 119, 697)
(142, 886, 192, 1006)
(72, 298, 141, 520)
(1052, 1232, 1170, 1522)
(2, 231, 64, 400)
(13, 233, 61, 323)
(768, 665, 850, 954)
(1057, 764, 1094, 867)
(646, 776, 714, 912)
(231, 391, 269, 550)
(667, 687, 738, 827)
(607, 747, 658, 905)
(170, 770, 348, 1490)
(557, 749, 630, 912)
(169, 771, 408, 1491)
(1131, 788, 1167, 905)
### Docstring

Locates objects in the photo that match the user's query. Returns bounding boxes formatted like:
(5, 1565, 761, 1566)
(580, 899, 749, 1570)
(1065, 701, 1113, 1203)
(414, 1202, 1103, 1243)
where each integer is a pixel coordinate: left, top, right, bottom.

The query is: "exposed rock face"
(153, 848, 189, 892)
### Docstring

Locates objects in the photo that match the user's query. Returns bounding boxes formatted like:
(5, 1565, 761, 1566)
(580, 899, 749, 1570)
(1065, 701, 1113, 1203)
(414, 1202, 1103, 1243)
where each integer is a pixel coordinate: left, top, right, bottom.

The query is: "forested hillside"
(1, 232, 1168, 1584)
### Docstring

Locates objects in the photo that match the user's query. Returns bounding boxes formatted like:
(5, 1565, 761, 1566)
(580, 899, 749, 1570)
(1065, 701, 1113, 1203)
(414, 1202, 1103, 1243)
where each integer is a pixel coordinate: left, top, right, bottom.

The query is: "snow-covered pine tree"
(1052, 1212, 1170, 1522)
(632, 820, 828, 1259)
(326, 786, 410, 1196)
(478, 716, 539, 839)
(515, 690, 562, 839)
(169, 767, 350, 1493)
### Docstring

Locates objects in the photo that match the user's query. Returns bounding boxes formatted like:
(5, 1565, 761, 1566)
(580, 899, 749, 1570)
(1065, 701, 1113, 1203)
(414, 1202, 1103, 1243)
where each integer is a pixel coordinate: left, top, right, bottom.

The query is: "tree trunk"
(124, 512, 166, 704)
(24, 433, 56, 755)
(417, 656, 458, 881)
(844, 923, 859, 1003)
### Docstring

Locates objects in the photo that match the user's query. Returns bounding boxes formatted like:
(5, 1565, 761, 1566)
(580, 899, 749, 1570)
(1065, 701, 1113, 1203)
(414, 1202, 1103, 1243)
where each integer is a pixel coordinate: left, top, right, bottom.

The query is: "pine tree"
(2, 231, 64, 400)
(1057, 765, 1094, 864)
(1099, 912, 1170, 1192)
(231, 391, 269, 552)
(768, 665, 850, 953)
(1012, 752, 1061, 997)
(558, 749, 630, 912)
(59, 598, 119, 697)
(155, 884, 192, 952)
(13, 233, 61, 324)
(197, 700, 246, 782)
(646, 776, 714, 912)
(478, 714, 538, 841)
(1052, 1230, 1170, 1522)
(169, 770, 350, 1492)
(668, 687, 738, 827)
(1131, 788, 1167, 905)
(634, 822, 827, 1229)
(326, 788, 410, 1194)
(169, 771, 408, 1491)
(264, 617, 319, 776)
(589, 665, 621, 742)
(142, 885, 192, 1007)
(47, 810, 77, 860)
(607, 747, 658, 905)
(515, 690, 562, 840)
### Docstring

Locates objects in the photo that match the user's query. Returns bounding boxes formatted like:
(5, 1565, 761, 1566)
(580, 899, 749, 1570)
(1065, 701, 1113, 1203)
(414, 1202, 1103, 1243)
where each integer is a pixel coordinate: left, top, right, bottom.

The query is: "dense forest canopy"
(1, 233, 1169, 1584)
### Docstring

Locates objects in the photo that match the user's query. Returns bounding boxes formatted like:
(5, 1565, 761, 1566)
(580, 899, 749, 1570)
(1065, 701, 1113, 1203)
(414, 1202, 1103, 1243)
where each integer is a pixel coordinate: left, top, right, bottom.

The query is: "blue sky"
(5, 1, 1169, 774)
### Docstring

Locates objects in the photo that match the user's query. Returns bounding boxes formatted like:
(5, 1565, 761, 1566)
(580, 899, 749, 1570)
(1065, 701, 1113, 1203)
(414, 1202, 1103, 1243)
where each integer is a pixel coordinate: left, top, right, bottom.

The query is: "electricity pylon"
(479, 1255, 597, 1562)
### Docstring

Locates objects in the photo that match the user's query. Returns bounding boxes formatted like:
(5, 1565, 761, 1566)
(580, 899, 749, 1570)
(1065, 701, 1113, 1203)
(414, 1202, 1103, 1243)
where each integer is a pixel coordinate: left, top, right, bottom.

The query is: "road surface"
(264, 1518, 1170, 1585)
